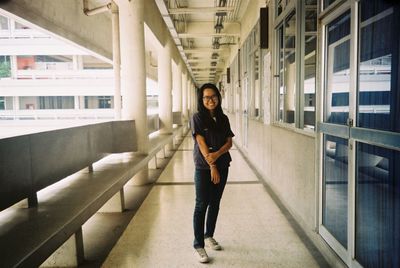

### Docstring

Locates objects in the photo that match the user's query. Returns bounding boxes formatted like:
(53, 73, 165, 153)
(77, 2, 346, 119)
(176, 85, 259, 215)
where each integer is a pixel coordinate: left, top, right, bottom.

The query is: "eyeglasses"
(202, 95, 218, 102)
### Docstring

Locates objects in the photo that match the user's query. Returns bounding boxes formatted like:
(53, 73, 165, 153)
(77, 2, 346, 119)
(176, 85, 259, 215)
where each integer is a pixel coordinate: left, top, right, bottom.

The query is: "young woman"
(190, 83, 234, 263)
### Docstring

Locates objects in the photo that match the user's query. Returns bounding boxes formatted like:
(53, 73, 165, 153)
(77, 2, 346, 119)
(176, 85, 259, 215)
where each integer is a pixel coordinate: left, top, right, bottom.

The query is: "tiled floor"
(102, 136, 328, 267)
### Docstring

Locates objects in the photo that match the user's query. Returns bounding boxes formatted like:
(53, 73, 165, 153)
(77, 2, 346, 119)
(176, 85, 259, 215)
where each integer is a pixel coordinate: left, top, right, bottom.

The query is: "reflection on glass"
(303, 5, 317, 129)
(324, 0, 338, 10)
(356, 143, 400, 268)
(278, 25, 284, 122)
(325, 11, 350, 125)
(323, 134, 348, 248)
(0, 15, 8, 30)
(252, 50, 260, 118)
(357, 0, 398, 133)
(278, 11, 296, 125)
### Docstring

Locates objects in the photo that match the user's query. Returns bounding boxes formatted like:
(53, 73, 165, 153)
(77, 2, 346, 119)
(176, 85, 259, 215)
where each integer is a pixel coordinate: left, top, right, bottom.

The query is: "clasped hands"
(205, 152, 220, 184)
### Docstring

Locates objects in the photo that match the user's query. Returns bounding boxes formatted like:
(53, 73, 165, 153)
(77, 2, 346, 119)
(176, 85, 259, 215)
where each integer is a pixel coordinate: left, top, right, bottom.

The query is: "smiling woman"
(190, 83, 234, 263)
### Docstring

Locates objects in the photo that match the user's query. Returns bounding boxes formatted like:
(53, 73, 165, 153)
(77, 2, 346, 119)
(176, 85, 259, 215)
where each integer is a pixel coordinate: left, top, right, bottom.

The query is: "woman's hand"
(205, 152, 220, 165)
(210, 166, 220, 184)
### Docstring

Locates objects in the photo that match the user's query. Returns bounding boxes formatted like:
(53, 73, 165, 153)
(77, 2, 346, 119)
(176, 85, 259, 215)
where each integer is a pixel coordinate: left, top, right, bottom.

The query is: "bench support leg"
(41, 228, 84, 267)
(148, 156, 157, 169)
(166, 141, 174, 156)
(128, 168, 150, 185)
(156, 147, 165, 159)
(28, 192, 38, 207)
(88, 164, 94, 173)
(99, 189, 125, 213)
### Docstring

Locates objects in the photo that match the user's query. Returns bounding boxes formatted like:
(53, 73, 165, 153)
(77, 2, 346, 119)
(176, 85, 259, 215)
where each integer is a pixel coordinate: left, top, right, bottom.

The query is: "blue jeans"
(193, 167, 228, 249)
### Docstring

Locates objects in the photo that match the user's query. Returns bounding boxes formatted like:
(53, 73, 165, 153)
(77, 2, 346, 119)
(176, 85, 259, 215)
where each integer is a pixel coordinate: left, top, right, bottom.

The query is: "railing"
(15, 69, 114, 80)
(0, 120, 137, 211)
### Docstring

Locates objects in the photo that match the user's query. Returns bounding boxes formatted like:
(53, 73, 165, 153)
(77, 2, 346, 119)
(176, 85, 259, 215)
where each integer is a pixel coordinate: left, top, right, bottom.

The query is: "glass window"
(0, 15, 9, 30)
(0, 56, 11, 78)
(324, 10, 351, 125)
(356, 143, 400, 268)
(303, 4, 317, 129)
(323, 0, 338, 10)
(277, 11, 296, 125)
(357, 0, 399, 133)
(253, 49, 261, 118)
(38, 96, 74, 109)
(84, 96, 114, 109)
(323, 134, 348, 248)
(34, 55, 73, 70)
(276, 0, 284, 16)
(0, 97, 5, 110)
(14, 21, 30, 29)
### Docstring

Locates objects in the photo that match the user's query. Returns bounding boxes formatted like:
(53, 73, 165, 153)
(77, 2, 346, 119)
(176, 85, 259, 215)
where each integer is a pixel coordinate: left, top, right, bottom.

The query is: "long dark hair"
(197, 83, 224, 130)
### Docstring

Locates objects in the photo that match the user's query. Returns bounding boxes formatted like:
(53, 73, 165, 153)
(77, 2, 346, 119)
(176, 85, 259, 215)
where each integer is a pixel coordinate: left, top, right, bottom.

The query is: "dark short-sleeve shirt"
(190, 112, 235, 169)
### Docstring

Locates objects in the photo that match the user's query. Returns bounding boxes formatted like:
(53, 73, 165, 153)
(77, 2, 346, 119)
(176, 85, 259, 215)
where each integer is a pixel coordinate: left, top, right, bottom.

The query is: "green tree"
(0, 61, 11, 78)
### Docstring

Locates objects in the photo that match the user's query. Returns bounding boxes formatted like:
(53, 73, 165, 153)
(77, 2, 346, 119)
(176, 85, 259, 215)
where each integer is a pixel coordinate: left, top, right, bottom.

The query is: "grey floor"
(100, 136, 329, 267)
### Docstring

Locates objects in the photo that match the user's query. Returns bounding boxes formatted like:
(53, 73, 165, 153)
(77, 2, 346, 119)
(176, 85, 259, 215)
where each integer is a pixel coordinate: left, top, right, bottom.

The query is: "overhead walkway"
(102, 135, 330, 267)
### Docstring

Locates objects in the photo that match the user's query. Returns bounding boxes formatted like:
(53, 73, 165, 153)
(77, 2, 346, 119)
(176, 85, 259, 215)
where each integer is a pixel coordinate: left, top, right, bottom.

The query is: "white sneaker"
(205, 237, 222, 250)
(195, 248, 209, 263)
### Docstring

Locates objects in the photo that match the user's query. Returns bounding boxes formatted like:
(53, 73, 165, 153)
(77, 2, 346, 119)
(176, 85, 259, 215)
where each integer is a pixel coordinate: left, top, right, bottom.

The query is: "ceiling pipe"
(83, 0, 112, 16)
(82, 0, 121, 119)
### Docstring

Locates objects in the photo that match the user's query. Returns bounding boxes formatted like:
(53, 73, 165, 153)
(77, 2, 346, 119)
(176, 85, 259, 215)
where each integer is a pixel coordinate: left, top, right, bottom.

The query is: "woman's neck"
(209, 110, 215, 117)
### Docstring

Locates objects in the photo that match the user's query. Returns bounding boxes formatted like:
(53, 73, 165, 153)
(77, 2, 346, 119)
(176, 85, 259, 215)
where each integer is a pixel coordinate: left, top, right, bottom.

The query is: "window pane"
(0, 15, 8, 30)
(278, 25, 284, 122)
(85, 96, 114, 109)
(278, 11, 296, 125)
(325, 11, 351, 125)
(303, 6, 317, 129)
(252, 49, 260, 118)
(357, 0, 399, 133)
(323, 134, 348, 248)
(0, 97, 4, 110)
(356, 143, 400, 268)
(323, 0, 338, 10)
(0, 56, 11, 78)
(276, 0, 284, 16)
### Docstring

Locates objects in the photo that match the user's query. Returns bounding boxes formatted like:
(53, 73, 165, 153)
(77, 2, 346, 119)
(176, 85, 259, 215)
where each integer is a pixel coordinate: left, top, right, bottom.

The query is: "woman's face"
(202, 88, 219, 111)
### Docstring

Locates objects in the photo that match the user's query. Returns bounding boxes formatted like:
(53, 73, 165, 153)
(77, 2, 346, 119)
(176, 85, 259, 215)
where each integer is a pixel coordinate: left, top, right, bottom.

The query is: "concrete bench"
(0, 120, 186, 267)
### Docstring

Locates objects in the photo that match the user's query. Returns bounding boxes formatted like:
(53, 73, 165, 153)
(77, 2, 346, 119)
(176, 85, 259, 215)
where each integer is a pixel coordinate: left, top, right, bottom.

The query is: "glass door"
(353, 1, 400, 267)
(319, 7, 352, 261)
(319, 1, 400, 267)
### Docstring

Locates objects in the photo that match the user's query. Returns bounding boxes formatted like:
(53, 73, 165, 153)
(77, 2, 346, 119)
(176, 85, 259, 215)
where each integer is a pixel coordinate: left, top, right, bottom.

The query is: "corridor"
(102, 135, 329, 267)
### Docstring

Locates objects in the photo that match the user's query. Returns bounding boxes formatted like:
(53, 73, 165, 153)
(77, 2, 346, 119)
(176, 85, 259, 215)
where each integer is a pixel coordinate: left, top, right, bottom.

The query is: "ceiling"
(157, 0, 249, 86)
(89, 0, 250, 86)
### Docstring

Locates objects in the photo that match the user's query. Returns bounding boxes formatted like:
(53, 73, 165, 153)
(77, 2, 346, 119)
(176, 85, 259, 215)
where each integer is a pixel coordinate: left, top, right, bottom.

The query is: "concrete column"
(187, 80, 191, 116)
(10, 55, 17, 79)
(173, 62, 182, 113)
(182, 72, 188, 121)
(79, 96, 85, 110)
(111, 2, 122, 120)
(158, 39, 172, 134)
(191, 82, 196, 113)
(74, 96, 79, 110)
(117, 0, 148, 154)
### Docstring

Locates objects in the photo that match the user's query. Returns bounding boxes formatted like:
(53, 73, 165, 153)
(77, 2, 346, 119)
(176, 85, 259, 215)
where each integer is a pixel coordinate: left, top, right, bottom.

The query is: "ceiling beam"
(178, 33, 240, 38)
(168, 7, 234, 15)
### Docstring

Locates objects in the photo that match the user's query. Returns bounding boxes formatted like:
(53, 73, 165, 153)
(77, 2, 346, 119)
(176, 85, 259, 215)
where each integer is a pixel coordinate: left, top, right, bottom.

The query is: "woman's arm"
(205, 137, 232, 164)
(195, 134, 211, 160)
(195, 134, 221, 184)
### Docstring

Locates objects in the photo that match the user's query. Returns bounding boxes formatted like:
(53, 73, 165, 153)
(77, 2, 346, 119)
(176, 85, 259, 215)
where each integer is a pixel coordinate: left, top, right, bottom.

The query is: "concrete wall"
(225, 1, 342, 266)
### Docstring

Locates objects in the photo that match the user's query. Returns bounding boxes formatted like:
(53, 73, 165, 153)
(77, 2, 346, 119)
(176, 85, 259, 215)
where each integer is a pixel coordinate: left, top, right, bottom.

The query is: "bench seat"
(0, 125, 186, 267)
